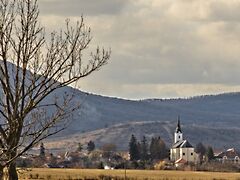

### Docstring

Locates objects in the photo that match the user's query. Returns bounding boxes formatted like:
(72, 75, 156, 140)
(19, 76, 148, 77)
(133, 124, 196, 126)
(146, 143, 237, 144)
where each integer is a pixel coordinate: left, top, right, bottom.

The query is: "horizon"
(78, 88, 240, 101)
(39, 1, 240, 99)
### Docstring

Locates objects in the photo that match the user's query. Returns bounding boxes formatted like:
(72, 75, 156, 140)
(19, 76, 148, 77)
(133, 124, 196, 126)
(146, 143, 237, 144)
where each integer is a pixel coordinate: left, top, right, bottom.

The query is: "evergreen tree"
(129, 134, 140, 161)
(140, 136, 148, 161)
(150, 137, 157, 160)
(87, 141, 95, 152)
(150, 137, 168, 160)
(158, 138, 168, 160)
(206, 146, 214, 162)
(196, 142, 206, 155)
(98, 162, 104, 169)
(77, 142, 83, 152)
(39, 142, 45, 158)
(195, 142, 206, 162)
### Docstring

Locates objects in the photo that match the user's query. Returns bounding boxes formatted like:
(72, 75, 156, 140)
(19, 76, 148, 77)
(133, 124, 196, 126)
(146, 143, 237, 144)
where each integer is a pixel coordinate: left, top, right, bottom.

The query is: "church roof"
(175, 117, 182, 133)
(175, 158, 187, 164)
(180, 140, 193, 148)
(172, 140, 184, 148)
(172, 140, 193, 148)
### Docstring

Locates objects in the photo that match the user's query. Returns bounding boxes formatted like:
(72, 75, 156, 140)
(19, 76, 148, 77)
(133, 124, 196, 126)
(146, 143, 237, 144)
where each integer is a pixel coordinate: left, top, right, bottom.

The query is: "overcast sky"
(38, 0, 240, 99)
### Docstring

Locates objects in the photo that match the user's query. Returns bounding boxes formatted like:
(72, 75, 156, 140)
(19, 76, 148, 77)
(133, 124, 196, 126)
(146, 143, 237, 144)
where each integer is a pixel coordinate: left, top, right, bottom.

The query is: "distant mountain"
(41, 88, 240, 152)
(57, 87, 240, 134)
(45, 120, 240, 152)
(2, 61, 240, 151)
(59, 89, 240, 135)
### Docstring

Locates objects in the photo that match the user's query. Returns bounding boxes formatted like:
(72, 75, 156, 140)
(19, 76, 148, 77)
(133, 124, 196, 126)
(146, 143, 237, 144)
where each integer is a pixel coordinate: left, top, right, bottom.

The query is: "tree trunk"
(0, 165, 4, 180)
(7, 163, 18, 180)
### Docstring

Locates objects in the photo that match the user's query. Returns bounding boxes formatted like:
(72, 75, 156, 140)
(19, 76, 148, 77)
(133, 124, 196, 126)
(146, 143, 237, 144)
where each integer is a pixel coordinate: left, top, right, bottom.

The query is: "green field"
(18, 168, 240, 180)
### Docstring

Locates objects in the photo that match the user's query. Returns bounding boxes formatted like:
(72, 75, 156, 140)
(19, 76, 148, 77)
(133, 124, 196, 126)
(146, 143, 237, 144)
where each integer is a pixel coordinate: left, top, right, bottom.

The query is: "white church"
(170, 118, 197, 165)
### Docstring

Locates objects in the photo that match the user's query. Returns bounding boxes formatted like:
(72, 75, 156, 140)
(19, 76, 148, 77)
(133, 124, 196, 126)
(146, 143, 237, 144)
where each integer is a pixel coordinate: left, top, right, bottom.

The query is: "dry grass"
(19, 168, 240, 180)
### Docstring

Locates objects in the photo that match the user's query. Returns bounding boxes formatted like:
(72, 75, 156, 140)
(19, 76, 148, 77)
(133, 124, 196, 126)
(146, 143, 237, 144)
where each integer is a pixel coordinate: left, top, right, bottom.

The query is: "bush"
(154, 161, 166, 170)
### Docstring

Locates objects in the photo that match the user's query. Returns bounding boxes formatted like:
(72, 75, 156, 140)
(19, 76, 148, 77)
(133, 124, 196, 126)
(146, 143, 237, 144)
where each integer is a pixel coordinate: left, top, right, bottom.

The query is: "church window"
(234, 156, 239, 163)
(183, 153, 185, 156)
(179, 136, 180, 138)
(223, 156, 227, 163)
(191, 153, 193, 156)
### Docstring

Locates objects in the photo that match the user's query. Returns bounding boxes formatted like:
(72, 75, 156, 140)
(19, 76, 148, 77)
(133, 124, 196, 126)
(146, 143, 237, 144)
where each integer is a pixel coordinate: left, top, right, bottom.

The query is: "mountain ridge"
(57, 88, 240, 134)
(44, 120, 240, 152)
(41, 89, 240, 151)
(2, 61, 240, 151)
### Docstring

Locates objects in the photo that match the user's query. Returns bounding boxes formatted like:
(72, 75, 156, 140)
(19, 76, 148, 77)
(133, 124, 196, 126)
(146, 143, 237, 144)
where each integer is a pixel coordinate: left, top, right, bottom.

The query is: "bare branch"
(0, 0, 110, 176)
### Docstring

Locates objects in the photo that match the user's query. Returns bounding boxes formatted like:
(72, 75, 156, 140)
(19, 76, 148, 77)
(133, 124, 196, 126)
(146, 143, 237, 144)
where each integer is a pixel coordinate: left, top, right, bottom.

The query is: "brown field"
(18, 168, 240, 180)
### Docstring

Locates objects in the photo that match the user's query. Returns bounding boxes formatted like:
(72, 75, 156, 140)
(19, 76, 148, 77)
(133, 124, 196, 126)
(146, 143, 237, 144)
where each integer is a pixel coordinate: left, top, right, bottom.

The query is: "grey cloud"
(209, 1, 240, 22)
(38, 0, 240, 98)
(38, 0, 131, 16)
(92, 12, 240, 85)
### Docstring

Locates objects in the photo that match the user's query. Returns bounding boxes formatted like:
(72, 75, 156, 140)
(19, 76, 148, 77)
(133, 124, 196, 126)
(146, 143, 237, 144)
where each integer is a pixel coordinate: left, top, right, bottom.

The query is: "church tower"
(174, 116, 183, 143)
(170, 116, 196, 163)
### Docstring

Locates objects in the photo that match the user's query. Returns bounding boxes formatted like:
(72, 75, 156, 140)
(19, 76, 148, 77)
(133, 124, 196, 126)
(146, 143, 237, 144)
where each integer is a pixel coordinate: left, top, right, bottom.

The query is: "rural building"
(170, 118, 197, 165)
(215, 148, 240, 164)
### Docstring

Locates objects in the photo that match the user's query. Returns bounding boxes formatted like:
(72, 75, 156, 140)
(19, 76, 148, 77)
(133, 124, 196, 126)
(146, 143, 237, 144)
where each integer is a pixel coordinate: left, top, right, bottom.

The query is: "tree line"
(195, 142, 214, 162)
(129, 135, 169, 161)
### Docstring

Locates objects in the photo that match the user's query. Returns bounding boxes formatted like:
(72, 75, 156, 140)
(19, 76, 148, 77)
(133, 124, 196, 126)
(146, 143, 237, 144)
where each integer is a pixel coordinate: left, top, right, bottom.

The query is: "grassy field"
(18, 168, 240, 180)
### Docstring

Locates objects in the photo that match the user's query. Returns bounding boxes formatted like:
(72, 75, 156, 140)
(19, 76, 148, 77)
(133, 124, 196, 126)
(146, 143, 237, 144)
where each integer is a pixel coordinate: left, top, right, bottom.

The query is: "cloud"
(38, 0, 240, 99)
(209, 1, 240, 22)
(78, 82, 240, 100)
(38, 0, 131, 16)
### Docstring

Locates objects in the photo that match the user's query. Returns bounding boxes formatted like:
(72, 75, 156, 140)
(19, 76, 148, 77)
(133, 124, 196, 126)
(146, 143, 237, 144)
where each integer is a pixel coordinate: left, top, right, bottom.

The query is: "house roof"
(175, 158, 187, 164)
(172, 140, 193, 148)
(215, 148, 240, 159)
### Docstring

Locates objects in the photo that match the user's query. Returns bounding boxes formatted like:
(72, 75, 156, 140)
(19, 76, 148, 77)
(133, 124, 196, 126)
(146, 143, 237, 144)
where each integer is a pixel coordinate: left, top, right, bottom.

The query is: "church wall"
(170, 148, 180, 161)
(180, 148, 195, 162)
(170, 149, 174, 161)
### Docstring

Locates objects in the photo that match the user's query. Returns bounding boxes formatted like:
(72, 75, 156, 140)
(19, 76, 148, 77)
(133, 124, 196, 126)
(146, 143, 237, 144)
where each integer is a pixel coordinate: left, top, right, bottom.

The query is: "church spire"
(175, 115, 182, 133)
(174, 116, 183, 143)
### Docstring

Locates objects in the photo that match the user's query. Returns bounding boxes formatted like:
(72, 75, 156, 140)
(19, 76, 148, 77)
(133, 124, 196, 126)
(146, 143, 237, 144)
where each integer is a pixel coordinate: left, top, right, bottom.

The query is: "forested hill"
(3, 61, 240, 150)
(58, 89, 240, 136)
(3, 61, 240, 134)
(45, 120, 240, 151)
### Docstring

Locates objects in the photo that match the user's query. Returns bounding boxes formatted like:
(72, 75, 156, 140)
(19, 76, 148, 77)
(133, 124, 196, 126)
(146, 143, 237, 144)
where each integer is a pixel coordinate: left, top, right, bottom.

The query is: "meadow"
(18, 168, 240, 180)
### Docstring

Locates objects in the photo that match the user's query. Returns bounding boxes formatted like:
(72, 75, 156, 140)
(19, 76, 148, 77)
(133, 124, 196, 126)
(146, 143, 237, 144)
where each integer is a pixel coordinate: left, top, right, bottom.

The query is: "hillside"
(45, 120, 240, 152)
(2, 61, 240, 151)
(39, 89, 240, 151)
(54, 90, 240, 136)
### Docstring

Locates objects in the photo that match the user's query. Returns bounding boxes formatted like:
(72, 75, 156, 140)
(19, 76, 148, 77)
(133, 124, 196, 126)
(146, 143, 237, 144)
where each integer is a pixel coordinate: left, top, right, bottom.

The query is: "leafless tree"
(0, 0, 110, 179)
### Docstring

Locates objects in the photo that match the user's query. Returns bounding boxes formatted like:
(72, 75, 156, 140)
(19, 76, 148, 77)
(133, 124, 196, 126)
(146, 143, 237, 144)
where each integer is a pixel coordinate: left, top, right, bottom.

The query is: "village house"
(170, 118, 197, 166)
(215, 148, 240, 164)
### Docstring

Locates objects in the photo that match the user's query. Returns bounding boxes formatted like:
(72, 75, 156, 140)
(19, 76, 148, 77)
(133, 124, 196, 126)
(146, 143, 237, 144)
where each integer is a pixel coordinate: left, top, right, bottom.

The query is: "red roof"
(175, 158, 187, 164)
(216, 148, 240, 159)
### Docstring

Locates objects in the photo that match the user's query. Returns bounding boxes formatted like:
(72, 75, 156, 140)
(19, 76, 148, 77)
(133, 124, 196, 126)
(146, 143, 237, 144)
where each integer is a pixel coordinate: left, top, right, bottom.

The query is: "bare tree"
(0, 0, 110, 179)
